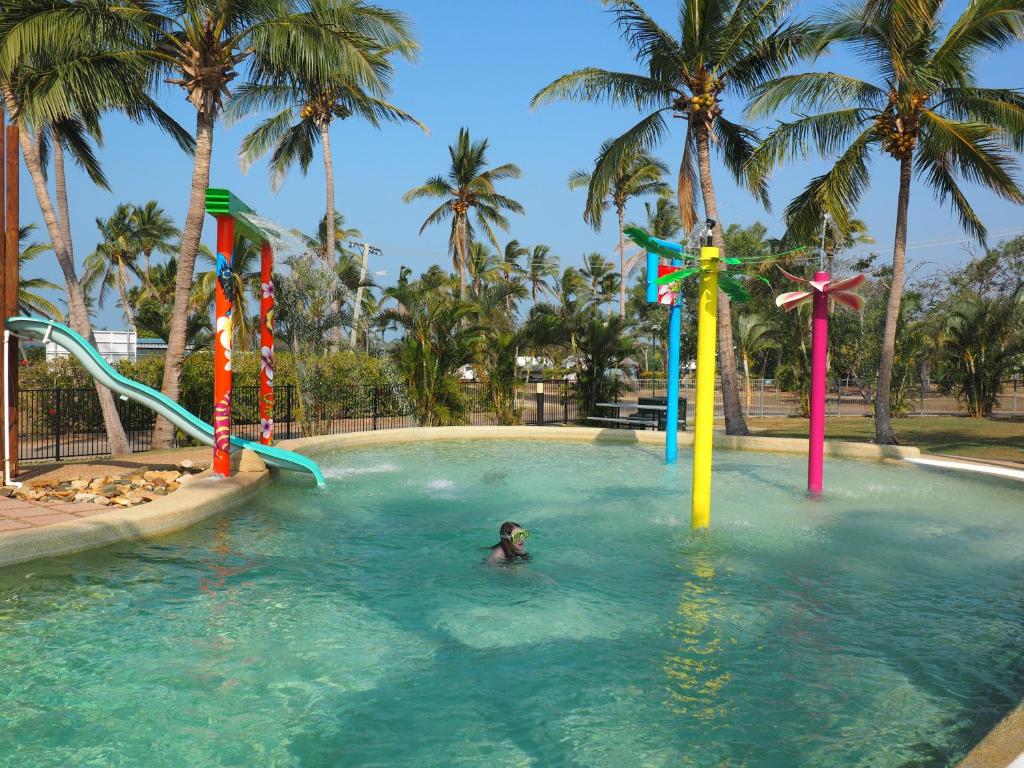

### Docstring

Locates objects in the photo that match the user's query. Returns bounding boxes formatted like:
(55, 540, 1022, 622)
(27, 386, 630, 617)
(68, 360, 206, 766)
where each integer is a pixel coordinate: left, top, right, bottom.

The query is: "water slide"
(7, 316, 326, 487)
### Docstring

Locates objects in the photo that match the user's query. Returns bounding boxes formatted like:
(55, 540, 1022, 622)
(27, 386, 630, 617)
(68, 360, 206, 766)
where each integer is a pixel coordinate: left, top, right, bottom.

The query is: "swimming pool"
(1, 439, 1022, 766)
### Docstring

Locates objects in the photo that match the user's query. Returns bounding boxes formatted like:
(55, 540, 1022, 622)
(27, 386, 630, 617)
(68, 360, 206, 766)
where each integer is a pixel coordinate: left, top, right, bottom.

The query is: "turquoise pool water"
(2, 440, 1023, 767)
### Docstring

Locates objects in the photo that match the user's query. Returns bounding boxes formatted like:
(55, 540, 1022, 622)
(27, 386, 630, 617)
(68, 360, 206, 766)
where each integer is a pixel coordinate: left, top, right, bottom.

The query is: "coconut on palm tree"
(403, 127, 525, 298)
(228, 23, 424, 265)
(568, 142, 669, 317)
(749, 0, 1024, 443)
(533, 0, 810, 436)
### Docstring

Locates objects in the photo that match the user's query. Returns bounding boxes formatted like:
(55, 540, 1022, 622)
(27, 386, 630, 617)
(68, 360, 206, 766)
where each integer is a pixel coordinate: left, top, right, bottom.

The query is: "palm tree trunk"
(154, 109, 214, 449)
(694, 128, 748, 435)
(10, 107, 130, 455)
(321, 123, 336, 264)
(874, 156, 912, 444)
(455, 214, 467, 299)
(743, 353, 751, 410)
(617, 207, 626, 319)
(117, 261, 136, 329)
(52, 139, 73, 258)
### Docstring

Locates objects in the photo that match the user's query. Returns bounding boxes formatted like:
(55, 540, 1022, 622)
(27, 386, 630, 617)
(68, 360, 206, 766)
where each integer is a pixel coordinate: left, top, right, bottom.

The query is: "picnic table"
(585, 400, 686, 431)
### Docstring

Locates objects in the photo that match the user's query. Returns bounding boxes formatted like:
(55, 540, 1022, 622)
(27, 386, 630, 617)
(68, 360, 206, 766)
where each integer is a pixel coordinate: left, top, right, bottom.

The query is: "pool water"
(2, 440, 1023, 767)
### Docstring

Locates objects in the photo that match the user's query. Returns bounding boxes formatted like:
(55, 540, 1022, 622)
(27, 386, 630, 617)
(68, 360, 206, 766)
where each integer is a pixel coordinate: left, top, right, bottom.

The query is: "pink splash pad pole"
(808, 270, 829, 494)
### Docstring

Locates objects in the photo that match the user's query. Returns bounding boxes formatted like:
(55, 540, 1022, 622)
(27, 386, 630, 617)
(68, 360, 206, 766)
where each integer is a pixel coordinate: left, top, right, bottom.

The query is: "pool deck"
(0, 448, 267, 569)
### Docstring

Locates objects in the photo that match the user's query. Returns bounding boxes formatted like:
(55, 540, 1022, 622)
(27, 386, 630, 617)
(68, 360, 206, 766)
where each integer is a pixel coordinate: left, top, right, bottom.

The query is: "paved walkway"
(0, 446, 211, 537)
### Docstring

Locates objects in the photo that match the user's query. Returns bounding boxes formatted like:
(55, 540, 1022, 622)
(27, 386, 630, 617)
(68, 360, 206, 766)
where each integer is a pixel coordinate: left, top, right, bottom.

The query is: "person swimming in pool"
(487, 521, 529, 564)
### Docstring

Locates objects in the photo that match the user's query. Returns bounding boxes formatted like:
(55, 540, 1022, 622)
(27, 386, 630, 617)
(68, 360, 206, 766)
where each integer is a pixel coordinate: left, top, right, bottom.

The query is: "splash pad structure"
(203, 188, 329, 484)
(627, 221, 761, 529)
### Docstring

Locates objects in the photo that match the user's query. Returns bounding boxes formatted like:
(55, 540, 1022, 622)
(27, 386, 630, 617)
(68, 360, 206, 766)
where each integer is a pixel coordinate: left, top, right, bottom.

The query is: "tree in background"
(403, 127, 524, 298)
(525, 245, 560, 303)
(17, 225, 63, 321)
(83, 204, 143, 329)
(0, 1, 193, 455)
(132, 201, 179, 293)
(229, 8, 423, 265)
(749, 0, 1024, 443)
(534, 0, 811, 436)
(568, 143, 669, 317)
(378, 274, 481, 425)
(150, 0, 404, 448)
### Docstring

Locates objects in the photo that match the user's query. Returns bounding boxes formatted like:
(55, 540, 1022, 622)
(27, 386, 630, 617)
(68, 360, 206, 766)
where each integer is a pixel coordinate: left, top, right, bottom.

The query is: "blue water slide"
(7, 317, 325, 487)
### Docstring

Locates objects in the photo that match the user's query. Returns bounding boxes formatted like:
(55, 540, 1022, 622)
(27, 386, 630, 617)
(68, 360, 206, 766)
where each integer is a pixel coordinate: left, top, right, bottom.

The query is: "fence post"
(53, 388, 61, 463)
(372, 385, 378, 431)
(563, 383, 569, 424)
(759, 377, 765, 418)
(535, 382, 544, 425)
(286, 385, 293, 439)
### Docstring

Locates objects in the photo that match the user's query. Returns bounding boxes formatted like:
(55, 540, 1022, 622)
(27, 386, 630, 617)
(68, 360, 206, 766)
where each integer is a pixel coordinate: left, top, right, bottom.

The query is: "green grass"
(749, 415, 1024, 464)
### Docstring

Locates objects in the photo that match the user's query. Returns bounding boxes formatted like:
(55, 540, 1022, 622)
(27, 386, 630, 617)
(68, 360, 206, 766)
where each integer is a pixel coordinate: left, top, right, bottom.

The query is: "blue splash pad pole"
(665, 256, 682, 464)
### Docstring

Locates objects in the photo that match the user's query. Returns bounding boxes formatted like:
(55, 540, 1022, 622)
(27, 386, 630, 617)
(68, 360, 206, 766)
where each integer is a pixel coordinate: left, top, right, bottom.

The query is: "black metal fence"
(16, 379, 581, 463)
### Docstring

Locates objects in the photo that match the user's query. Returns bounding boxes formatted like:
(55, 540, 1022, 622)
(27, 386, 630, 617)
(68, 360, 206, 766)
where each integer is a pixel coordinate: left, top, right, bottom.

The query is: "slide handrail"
(6, 316, 325, 487)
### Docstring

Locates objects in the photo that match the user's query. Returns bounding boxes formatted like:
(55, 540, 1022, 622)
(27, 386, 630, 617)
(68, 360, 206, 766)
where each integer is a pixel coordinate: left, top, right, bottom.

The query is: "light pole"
(348, 240, 382, 350)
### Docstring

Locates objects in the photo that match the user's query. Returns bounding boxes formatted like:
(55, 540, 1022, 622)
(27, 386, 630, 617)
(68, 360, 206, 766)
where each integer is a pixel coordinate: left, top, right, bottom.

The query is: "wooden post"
(259, 242, 274, 445)
(5, 123, 17, 478)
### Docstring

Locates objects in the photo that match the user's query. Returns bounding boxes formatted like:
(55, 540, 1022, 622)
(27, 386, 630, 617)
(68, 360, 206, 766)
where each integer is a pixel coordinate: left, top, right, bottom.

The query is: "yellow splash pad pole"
(691, 245, 719, 529)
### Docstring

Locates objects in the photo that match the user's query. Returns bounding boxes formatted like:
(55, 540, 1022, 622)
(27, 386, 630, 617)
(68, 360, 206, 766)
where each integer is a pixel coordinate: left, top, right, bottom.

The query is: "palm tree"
(131, 201, 179, 293)
(403, 127, 525, 298)
(378, 279, 482, 425)
(568, 143, 669, 317)
(533, 0, 809, 436)
(749, 0, 1024, 444)
(303, 213, 363, 262)
(0, 1, 194, 455)
(500, 239, 529, 314)
(149, 0, 410, 448)
(530, 267, 591, 356)
(16, 225, 63, 321)
(228, 23, 423, 265)
(525, 245, 560, 302)
(644, 195, 683, 241)
(466, 242, 504, 294)
(734, 313, 778, 409)
(83, 204, 143, 329)
(580, 253, 620, 307)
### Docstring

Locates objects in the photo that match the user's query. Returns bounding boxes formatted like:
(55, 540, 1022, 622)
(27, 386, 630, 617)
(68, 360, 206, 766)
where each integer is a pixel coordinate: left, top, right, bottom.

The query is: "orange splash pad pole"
(212, 215, 234, 477)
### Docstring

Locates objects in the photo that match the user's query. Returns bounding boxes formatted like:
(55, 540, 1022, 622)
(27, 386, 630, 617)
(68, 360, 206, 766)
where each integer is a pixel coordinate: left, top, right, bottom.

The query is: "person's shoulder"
(486, 548, 505, 564)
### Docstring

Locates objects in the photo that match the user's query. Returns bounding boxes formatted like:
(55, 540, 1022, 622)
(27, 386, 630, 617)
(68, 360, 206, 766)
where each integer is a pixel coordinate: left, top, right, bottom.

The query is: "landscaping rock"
(93, 496, 111, 506)
(69, 479, 90, 490)
(73, 493, 97, 503)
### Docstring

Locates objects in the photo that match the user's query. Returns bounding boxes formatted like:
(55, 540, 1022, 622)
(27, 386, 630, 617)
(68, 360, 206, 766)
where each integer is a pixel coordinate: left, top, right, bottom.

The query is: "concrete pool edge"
(0, 463, 269, 569)
(275, 424, 923, 461)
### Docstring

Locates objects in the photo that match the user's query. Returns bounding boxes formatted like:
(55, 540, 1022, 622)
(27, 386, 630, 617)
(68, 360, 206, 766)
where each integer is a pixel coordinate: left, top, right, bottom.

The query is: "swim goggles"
(501, 529, 529, 544)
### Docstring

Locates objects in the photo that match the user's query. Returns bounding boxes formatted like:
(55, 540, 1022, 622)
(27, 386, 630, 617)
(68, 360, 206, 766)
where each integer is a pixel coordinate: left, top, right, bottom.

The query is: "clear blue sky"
(16, 0, 1024, 330)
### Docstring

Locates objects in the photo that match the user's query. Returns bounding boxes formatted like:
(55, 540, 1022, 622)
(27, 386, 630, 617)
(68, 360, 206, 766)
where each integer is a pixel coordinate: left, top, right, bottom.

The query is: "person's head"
(494, 521, 529, 558)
